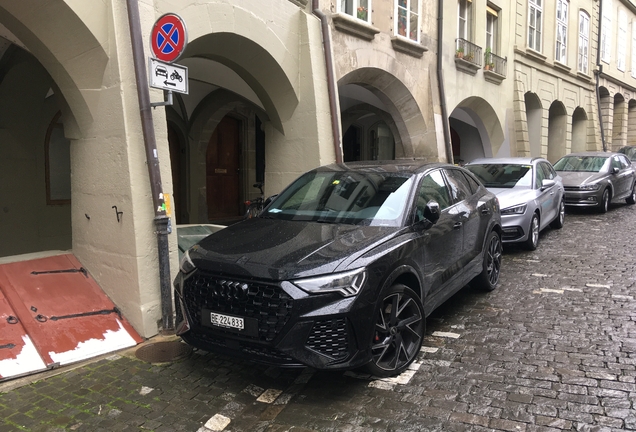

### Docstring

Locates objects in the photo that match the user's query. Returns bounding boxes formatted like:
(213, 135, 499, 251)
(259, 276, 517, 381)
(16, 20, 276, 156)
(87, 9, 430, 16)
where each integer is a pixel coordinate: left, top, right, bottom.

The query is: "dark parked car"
(465, 157, 565, 250)
(553, 152, 636, 213)
(174, 161, 502, 377)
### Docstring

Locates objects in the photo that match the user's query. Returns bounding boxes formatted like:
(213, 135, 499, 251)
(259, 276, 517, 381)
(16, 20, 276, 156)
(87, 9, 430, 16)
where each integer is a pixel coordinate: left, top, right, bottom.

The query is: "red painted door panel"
(0, 254, 142, 381)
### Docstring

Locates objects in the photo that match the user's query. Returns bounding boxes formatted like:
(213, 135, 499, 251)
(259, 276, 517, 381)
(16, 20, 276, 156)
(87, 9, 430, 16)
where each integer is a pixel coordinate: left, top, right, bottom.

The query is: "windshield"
(263, 170, 414, 226)
(553, 156, 608, 172)
(465, 164, 532, 188)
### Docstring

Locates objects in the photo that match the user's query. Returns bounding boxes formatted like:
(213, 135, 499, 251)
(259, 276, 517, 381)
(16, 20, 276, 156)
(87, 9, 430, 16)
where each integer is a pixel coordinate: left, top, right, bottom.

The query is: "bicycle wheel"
(245, 204, 260, 219)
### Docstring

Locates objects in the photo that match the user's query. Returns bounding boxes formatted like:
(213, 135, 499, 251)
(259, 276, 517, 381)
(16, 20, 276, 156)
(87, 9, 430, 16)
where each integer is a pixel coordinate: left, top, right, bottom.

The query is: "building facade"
(0, 0, 335, 339)
(597, 0, 636, 152)
(0, 0, 441, 344)
(0, 0, 618, 350)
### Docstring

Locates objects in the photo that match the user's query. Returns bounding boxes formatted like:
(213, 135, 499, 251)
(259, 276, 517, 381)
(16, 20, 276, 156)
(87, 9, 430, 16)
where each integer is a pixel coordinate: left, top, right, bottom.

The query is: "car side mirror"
(264, 194, 278, 207)
(612, 167, 620, 174)
(541, 179, 555, 190)
(422, 200, 440, 224)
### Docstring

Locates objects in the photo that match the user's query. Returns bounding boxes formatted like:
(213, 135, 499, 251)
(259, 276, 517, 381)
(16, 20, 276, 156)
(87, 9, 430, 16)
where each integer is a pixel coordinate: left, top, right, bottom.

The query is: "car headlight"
(292, 268, 367, 297)
(578, 184, 600, 191)
(179, 249, 197, 274)
(501, 204, 527, 215)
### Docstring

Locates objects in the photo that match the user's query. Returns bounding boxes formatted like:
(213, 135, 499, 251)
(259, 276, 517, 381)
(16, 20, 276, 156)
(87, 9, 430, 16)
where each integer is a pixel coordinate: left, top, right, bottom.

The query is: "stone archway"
(612, 93, 627, 151)
(571, 107, 588, 153)
(338, 67, 433, 160)
(628, 100, 636, 145)
(449, 97, 505, 163)
(525, 92, 543, 157)
(547, 101, 567, 163)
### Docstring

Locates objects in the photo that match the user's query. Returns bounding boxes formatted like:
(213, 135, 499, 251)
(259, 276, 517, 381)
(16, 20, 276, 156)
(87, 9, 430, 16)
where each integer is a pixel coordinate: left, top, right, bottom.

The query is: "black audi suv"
(174, 161, 502, 377)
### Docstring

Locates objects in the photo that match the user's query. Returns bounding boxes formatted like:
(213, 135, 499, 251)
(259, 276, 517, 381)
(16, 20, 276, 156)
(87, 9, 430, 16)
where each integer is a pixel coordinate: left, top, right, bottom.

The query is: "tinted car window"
(265, 171, 415, 226)
(611, 156, 622, 171)
(445, 169, 473, 203)
(619, 146, 636, 161)
(535, 163, 545, 189)
(466, 164, 532, 188)
(539, 162, 556, 180)
(460, 171, 482, 194)
(417, 170, 452, 214)
(554, 156, 608, 172)
(618, 155, 631, 169)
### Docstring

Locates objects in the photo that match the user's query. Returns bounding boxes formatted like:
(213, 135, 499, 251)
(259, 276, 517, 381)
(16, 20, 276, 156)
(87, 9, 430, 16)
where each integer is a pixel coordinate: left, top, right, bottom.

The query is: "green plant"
(456, 47, 464, 58)
(484, 48, 496, 70)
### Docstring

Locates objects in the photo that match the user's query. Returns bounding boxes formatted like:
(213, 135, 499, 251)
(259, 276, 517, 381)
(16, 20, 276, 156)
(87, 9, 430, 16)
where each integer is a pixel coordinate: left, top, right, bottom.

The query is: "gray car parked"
(466, 157, 565, 250)
(553, 152, 636, 213)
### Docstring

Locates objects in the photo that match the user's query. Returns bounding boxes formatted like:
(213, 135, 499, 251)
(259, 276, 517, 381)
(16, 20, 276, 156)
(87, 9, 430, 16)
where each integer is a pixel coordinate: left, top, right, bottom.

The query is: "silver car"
(553, 152, 636, 213)
(466, 157, 565, 250)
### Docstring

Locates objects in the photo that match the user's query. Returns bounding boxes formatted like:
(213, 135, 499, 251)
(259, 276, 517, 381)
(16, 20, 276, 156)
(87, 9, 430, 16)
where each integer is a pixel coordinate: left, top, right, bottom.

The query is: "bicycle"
(244, 182, 264, 219)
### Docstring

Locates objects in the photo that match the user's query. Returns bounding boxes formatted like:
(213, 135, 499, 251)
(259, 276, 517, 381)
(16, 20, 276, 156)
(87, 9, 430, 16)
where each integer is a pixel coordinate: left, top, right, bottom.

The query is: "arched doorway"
(571, 107, 588, 153)
(206, 115, 242, 221)
(547, 101, 567, 163)
(525, 92, 543, 157)
(338, 68, 432, 160)
(613, 93, 627, 151)
(449, 97, 504, 163)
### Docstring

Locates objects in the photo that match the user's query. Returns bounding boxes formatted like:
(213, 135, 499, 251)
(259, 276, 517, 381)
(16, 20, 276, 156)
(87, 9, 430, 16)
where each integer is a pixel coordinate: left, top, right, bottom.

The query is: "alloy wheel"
(485, 233, 502, 286)
(525, 214, 539, 250)
(600, 189, 610, 213)
(370, 287, 424, 376)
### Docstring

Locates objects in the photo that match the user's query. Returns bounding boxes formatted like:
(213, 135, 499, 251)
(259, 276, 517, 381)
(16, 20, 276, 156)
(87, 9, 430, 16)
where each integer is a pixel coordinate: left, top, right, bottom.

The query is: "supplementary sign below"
(148, 58, 188, 94)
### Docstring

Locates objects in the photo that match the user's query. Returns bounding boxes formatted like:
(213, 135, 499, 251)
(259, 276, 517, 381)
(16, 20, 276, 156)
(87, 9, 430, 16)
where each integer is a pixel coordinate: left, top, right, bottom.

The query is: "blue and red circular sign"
(150, 13, 188, 63)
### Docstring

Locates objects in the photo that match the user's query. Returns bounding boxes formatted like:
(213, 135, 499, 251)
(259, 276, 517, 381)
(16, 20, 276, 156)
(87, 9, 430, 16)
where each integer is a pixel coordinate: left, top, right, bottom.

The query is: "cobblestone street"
(1, 203, 636, 432)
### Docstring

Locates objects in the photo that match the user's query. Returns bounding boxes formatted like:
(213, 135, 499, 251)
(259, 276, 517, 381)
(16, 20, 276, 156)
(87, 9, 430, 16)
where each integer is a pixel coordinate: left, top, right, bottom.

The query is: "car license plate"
(209, 312, 244, 330)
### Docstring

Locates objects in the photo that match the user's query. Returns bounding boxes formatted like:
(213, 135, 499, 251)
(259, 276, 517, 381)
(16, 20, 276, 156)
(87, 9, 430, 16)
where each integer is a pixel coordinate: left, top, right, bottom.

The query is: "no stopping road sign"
(150, 13, 188, 63)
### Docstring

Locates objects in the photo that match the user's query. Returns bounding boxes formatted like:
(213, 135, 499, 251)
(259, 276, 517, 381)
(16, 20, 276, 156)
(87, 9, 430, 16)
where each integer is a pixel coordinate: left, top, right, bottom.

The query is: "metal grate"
(135, 340, 192, 363)
(305, 318, 349, 360)
(182, 273, 293, 342)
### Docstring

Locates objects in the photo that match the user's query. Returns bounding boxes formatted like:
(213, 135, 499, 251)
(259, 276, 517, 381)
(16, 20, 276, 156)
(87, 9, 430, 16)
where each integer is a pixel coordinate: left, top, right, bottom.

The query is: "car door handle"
(453, 222, 462, 229)
(481, 208, 490, 215)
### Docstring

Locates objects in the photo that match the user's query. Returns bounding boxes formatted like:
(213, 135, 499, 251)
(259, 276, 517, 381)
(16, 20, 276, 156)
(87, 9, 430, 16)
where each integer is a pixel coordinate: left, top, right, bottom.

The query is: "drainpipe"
(312, 0, 343, 164)
(125, 0, 174, 332)
(437, 0, 454, 164)
(595, 1, 607, 152)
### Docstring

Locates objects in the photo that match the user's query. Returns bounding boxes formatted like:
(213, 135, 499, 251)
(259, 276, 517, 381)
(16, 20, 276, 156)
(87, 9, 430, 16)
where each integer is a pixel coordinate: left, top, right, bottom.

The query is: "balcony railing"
(484, 51, 507, 77)
(455, 38, 482, 67)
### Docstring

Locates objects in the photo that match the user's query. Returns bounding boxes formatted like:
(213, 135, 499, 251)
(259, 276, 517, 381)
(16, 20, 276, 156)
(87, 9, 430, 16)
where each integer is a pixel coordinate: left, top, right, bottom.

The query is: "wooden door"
(206, 116, 241, 220)
(167, 124, 182, 224)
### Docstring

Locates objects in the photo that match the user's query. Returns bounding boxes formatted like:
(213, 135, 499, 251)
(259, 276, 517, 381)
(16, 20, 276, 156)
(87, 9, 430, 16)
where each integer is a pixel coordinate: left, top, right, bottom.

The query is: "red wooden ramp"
(0, 254, 143, 381)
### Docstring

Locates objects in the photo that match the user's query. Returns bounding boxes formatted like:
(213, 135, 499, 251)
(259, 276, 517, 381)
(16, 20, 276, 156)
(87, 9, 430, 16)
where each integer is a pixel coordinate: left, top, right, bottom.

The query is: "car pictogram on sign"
(155, 65, 168, 78)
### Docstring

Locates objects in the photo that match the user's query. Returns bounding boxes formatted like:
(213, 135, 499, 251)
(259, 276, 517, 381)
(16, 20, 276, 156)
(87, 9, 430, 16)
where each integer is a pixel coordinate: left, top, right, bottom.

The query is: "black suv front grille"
(306, 318, 349, 360)
(183, 272, 293, 342)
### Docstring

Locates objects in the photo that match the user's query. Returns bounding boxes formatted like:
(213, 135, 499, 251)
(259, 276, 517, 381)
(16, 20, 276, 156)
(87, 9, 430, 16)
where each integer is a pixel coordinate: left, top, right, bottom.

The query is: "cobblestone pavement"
(1, 203, 636, 432)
